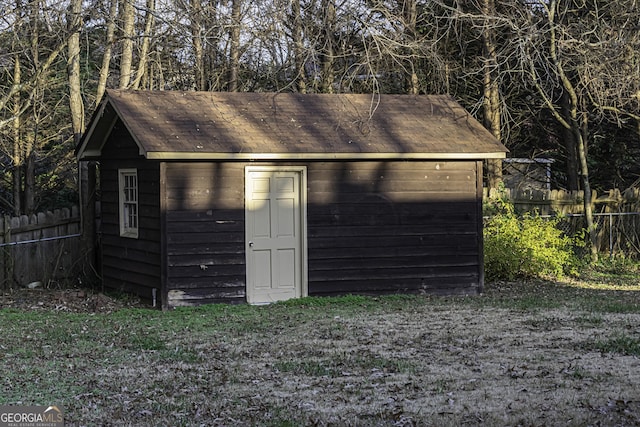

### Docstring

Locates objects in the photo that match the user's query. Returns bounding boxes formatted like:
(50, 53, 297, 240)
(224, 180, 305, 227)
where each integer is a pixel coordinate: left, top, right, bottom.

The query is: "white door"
(245, 167, 307, 304)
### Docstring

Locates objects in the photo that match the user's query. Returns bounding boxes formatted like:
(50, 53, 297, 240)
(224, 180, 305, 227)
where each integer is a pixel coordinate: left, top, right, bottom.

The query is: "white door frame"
(245, 166, 308, 304)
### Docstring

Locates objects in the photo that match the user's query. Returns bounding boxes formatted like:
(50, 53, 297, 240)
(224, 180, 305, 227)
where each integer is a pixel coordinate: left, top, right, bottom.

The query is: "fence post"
(2, 215, 11, 290)
(609, 212, 613, 259)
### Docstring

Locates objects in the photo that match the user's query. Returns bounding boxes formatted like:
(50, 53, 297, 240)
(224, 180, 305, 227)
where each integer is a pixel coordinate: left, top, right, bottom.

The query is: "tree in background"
(0, 0, 72, 215)
(67, 0, 84, 143)
(227, 0, 242, 91)
(95, 0, 118, 105)
(118, 0, 136, 88)
(0, 0, 639, 228)
(520, 0, 640, 261)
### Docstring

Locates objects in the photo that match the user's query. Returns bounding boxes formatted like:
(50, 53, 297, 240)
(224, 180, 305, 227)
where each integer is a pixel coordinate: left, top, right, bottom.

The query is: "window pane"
(120, 170, 139, 237)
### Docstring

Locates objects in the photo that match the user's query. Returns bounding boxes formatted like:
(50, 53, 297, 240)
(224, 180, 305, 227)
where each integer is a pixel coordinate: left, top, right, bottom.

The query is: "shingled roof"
(77, 90, 507, 161)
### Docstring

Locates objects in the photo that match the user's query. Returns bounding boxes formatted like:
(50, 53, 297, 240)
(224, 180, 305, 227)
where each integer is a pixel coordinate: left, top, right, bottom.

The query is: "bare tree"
(578, 1, 640, 130)
(227, 0, 241, 91)
(21, 0, 40, 215)
(181, 0, 223, 90)
(67, 0, 84, 142)
(480, 0, 503, 189)
(11, 41, 22, 216)
(318, 0, 336, 93)
(521, 0, 640, 261)
(401, 0, 419, 94)
(0, 0, 69, 214)
(1, 0, 639, 226)
(96, 0, 118, 105)
(189, 0, 206, 90)
(119, 0, 136, 88)
(289, 0, 307, 93)
(131, 0, 156, 89)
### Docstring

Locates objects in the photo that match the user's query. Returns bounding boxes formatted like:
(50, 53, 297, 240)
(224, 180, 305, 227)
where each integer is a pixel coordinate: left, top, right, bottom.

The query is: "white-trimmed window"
(118, 169, 139, 238)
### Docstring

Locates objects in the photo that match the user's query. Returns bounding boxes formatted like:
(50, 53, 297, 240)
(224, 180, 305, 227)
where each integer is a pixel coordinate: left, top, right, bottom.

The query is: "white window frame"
(118, 168, 139, 238)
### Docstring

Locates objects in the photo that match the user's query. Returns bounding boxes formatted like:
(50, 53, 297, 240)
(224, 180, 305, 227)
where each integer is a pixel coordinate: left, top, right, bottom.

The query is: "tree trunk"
(548, 0, 597, 261)
(574, 124, 598, 261)
(204, 0, 219, 90)
(155, 48, 165, 89)
(12, 165, 21, 216)
(66, 0, 96, 262)
(481, 0, 502, 190)
(131, 0, 155, 89)
(563, 130, 580, 190)
(319, 0, 335, 93)
(403, 0, 418, 95)
(119, 0, 136, 89)
(96, 0, 117, 105)
(561, 93, 580, 190)
(67, 0, 84, 143)
(24, 151, 35, 215)
(291, 0, 306, 93)
(29, 0, 39, 68)
(228, 0, 241, 92)
(11, 50, 22, 216)
(22, 0, 39, 214)
(191, 0, 205, 91)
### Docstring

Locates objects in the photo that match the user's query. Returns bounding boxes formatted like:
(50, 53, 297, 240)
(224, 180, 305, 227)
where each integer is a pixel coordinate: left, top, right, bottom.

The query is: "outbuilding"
(77, 90, 507, 308)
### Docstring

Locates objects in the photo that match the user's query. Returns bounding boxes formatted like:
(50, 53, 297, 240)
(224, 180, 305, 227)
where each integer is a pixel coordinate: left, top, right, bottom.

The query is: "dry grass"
(1, 272, 640, 426)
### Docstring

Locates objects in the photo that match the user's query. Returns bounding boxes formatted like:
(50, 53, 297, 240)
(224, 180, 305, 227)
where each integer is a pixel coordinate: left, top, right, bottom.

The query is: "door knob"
(249, 241, 254, 247)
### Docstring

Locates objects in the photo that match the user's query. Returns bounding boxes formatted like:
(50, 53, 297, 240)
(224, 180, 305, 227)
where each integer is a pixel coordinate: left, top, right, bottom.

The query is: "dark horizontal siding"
(306, 161, 481, 297)
(99, 122, 161, 303)
(102, 247, 159, 275)
(309, 176, 476, 194)
(167, 246, 243, 264)
(165, 165, 243, 210)
(167, 288, 245, 306)
(310, 255, 479, 271)
(162, 159, 482, 305)
(309, 228, 476, 245)
(164, 163, 246, 307)
(313, 276, 480, 297)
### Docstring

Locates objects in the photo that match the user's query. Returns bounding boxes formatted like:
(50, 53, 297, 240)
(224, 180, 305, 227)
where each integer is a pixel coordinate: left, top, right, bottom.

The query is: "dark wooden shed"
(77, 90, 507, 308)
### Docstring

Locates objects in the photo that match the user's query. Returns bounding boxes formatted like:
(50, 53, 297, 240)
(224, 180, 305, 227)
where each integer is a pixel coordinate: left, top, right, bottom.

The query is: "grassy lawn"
(1, 262, 640, 426)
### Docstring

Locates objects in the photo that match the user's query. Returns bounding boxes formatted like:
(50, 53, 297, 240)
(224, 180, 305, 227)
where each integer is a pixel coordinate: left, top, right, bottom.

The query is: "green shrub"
(484, 197, 577, 281)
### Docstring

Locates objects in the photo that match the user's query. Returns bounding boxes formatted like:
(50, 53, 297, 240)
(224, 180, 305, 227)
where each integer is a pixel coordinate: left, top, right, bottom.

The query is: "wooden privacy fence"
(484, 187, 640, 258)
(0, 206, 87, 289)
(484, 187, 640, 215)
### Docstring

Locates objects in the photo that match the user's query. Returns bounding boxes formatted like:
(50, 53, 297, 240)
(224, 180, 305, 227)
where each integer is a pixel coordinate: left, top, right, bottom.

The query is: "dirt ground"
(0, 286, 145, 312)
(207, 306, 640, 426)
(2, 285, 640, 426)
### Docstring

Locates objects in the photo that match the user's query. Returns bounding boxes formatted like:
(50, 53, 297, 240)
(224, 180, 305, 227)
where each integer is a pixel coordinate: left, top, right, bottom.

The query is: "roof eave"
(144, 151, 508, 161)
